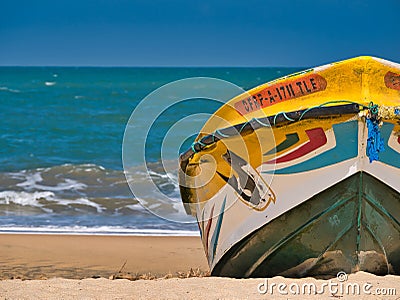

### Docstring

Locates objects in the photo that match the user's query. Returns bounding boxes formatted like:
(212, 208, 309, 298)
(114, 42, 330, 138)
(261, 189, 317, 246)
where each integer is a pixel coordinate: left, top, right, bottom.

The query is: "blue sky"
(1, 0, 399, 66)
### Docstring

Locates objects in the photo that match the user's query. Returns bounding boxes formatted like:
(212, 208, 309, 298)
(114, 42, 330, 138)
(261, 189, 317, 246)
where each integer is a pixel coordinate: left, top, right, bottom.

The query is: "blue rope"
(211, 133, 216, 142)
(191, 143, 198, 153)
(273, 114, 278, 126)
(282, 112, 295, 122)
(215, 129, 230, 138)
(191, 139, 208, 153)
(239, 118, 272, 133)
(366, 118, 385, 163)
(298, 100, 363, 121)
(368, 102, 379, 115)
(273, 112, 294, 125)
(197, 140, 206, 147)
(239, 121, 249, 133)
(253, 117, 271, 127)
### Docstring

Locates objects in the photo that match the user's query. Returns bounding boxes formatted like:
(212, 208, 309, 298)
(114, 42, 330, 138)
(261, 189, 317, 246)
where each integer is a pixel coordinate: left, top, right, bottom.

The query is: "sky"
(1, 0, 399, 67)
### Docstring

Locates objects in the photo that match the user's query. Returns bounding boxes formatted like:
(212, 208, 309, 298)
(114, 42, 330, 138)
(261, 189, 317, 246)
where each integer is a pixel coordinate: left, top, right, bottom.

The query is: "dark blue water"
(0, 67, 300, 234)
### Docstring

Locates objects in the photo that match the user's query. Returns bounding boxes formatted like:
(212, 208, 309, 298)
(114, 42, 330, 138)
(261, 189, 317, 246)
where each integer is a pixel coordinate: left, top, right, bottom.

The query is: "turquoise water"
(0, 67, 300, 234)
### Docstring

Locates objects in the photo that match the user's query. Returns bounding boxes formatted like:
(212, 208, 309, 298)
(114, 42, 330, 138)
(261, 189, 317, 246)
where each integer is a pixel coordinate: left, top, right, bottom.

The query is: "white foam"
(0, 190, 103, 213)
(172, 201, 188, 215)
(0, 226, 200, 236)
(0, 86, 20, 93)
(0, 190, 53, 207)
(16, 172, 43, 188)
(4, 163, 182, 217)
(51, 197, 104, 213)
(45, 81, 56, 86)
(124, 204, 147, 212)
(147, 170, 170, 179)
(15, 171, 87, 192)
(66, 163, 106, 173)
(148, 203, 162, 209)
(36, 179, 87, 192)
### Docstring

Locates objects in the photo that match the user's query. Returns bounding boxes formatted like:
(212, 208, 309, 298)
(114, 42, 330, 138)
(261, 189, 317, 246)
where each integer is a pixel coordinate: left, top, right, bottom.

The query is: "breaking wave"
(0, 163, 198, 234)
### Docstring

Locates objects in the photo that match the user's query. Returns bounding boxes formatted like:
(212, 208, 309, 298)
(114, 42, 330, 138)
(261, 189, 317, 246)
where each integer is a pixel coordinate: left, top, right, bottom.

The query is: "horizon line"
(0, 65, 307, 68)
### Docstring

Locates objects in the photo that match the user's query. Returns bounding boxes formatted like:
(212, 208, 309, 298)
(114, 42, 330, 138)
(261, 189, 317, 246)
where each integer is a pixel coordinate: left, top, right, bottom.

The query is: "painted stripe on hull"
(209, 197, 227, 263)
(264, 133, 300, 155)
(266, 127, 327, 164)
(269, 121, 358, 174)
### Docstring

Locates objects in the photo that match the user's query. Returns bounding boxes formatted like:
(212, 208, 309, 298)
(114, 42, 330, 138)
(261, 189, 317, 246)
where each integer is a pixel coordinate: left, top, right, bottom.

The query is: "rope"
(191, 143, 198, 153)
(215, 129, 230, 138)
(197, 140, 206, 147)
(272, 112, 295, 125)
(253, 117, 271, 127)
(298, 100, 363, 121)
(190, 139, 208, 153)
(239, 121, 249, 133)
(211, 133, 216, 142)
(366, 118, 385, 162)
(368, 102, 379, 115)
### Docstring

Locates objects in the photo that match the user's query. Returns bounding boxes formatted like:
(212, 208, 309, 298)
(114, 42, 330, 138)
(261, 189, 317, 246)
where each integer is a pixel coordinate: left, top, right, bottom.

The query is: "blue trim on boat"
(378, 123, 400, 168)
(210, 196, 227, 263)
(264, 121, 359, 174)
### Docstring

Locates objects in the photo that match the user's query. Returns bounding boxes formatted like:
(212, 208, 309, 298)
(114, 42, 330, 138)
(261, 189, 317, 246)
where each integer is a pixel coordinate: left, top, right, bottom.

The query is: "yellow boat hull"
(179, 56, 400, 277)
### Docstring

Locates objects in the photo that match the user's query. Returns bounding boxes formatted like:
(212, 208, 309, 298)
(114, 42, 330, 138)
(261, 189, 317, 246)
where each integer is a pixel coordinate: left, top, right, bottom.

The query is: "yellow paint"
(200, 56, 400, 131)
(181, 56, 400, 215)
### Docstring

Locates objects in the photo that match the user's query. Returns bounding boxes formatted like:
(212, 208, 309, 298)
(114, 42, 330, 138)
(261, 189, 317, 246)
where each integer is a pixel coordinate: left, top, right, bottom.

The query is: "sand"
(0, 234, 208, 279)
(0, 234, 398, 299)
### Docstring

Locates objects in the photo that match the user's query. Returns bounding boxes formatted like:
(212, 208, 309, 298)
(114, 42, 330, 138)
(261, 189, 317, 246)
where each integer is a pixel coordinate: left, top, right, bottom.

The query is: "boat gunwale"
(179, 103, 361, 164)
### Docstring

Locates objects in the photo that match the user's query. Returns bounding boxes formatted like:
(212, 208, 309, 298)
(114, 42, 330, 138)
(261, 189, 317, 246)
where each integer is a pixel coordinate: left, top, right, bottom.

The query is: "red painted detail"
(266, 127, 327, 164)
(397, 136, 400, 144)
(204, 205, 215, 254)
(384, 71, 400, 91)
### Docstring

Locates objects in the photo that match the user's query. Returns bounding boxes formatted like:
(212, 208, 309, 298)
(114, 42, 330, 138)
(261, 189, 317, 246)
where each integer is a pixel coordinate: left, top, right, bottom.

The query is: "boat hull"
(179, 56, 400, 277)
(212, 172, 400, 278)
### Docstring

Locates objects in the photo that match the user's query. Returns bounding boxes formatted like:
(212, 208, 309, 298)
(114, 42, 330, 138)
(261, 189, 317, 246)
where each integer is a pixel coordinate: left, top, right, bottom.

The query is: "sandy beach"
(0, 234, 398, 299)
(0, 234, 208, 279)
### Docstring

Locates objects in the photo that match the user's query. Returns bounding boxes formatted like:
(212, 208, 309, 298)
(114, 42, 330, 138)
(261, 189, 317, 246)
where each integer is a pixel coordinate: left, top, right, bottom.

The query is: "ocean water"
(0, 67, 301, 235)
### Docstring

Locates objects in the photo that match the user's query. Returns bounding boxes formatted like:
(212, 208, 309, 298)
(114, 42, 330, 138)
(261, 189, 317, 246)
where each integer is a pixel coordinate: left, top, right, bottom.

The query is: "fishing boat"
(179, 56, 400, 278)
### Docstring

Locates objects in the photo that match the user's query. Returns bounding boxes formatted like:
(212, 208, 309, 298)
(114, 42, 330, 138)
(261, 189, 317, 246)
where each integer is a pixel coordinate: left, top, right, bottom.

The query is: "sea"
(0, 67, 301, 236)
